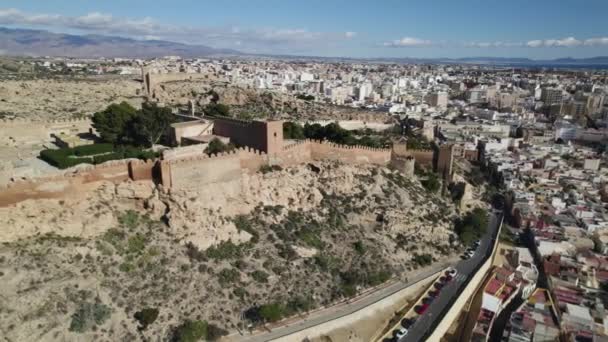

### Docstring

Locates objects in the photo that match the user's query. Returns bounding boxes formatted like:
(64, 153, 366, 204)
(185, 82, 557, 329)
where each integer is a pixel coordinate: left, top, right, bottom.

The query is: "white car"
(395, 328, 409, 338)
(446, 267, 458, 277)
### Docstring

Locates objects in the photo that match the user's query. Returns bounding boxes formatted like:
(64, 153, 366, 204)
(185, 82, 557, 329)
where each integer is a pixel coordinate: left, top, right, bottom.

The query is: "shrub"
(286, 295, 314, 313)
(204, 138, 235, 156)
(127, 234, 146, 254)
(454, 208, 488, 245)
(412, 253, 433, 266)
(259, 164, 283, 174)
(259, 302, 285, 322)
(250, 270, 269, 283)
(69, 301, 112, 332)
(118, 210, 139, 229)
(134, 308, 159, 330)
(217, 268, 240, 285)
(93, 152, 123, 164)
(102, 228, 126, 253)
(206, 324, 229, 341)
(185, 242, 206, 262)
(206, 240, 242, 260)
(233, 215, 259, 243)
(119, 262, 135, 273)
(40, 149, 92, 168)
(171, 320, 207, 342)
(72, 143, 114, 156)
(39, 143, 157, 169)
(353, 240, 366, 255)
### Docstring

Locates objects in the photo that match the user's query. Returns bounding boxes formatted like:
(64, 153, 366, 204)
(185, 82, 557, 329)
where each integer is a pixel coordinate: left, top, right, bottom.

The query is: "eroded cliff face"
(0, 162, 460, 341)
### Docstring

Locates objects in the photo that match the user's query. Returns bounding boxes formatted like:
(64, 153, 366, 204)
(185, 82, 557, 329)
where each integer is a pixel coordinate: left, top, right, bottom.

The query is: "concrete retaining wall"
(426, 216, 504, 342)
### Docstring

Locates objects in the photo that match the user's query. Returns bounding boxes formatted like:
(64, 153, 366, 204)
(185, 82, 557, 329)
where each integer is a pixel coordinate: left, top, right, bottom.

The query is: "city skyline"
(2, 0, 608, 59)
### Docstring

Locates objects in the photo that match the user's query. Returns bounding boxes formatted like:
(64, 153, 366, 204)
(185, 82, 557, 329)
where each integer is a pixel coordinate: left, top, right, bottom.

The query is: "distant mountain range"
(1, 27, 608, 66)
(0, 27, 241, 58)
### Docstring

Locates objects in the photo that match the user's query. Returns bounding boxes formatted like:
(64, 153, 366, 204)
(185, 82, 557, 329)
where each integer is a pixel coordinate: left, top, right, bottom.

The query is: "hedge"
(40, 149, 93, 169)
(72, 143, 114, 156)
(40, 144, 159, 169)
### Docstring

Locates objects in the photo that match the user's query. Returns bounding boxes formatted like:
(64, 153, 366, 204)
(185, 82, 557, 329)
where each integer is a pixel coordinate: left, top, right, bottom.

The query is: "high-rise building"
(427, 92, 448, 109)
(540, 88, 563, 105)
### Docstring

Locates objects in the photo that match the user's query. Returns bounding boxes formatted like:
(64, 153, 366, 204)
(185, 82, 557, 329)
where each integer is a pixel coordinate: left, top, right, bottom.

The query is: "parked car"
(422, 296, 434, 304)
(429, 289, 440, 297)
(434, 282, 445, 290)
(395, 328, 409, 338)
(401, 317, 416, 329)
(415, 303, 430, 314)
(446, 268, 458, 277)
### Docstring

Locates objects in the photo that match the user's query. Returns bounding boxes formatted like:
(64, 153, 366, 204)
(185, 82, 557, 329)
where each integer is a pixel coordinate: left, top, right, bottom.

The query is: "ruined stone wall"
(128, 160, 156, 181)
(0, 118, 92, 146)
(162, 144, 209, 161)
(0, 160, 138, 207)
(0, 140, 393, 207)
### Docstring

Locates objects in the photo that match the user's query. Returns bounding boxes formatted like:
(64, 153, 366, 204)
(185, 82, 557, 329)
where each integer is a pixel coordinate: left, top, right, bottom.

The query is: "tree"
(204, 103, 230, 117)
(283, 122, 305, 139)
(171, 320, 207, 342)
(259, 303, 285, 322)
(204, 138, 235, 155)
(421, 172, 441, 193)
(132, 102, 174, 147)
(92, 102, 138, 144)
(134, 308, 159, 330)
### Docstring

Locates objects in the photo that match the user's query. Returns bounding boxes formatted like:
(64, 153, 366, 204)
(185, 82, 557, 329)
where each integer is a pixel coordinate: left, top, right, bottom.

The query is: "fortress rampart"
(0, 140, 393, 207)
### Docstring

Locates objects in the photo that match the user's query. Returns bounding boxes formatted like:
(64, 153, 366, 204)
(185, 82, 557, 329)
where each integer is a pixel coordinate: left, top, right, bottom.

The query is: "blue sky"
(2, 0, 608, 58)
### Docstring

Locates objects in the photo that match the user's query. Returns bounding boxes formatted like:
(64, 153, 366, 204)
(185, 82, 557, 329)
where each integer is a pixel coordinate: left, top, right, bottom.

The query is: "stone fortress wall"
(0, 159, 155, 207)
(0, 138, 397, 207)
(0, 118, 93, 146)
(0, 112, 453, 207)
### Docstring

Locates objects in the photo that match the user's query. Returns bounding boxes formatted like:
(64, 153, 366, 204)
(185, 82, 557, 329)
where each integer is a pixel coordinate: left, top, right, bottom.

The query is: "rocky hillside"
(156, 80, 390, 121)
(0, 162, 460, 341)
(0, 77, 143, 120)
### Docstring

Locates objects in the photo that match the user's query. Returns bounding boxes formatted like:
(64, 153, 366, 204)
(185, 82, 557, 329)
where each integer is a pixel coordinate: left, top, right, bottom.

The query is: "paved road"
(397, 213, 501, 342)
(236, 263, 451, 342)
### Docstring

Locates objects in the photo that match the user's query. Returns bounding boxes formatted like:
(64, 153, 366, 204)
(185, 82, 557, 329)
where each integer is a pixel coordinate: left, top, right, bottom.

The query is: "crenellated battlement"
(282, 139, 391, 153)
(166, 146, 266, 165)
(407, 148, 434, 154)
(0, 117, 91, 126)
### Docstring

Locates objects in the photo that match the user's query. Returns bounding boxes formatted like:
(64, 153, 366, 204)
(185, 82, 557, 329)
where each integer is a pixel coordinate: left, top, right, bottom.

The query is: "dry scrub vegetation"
(0, 162, 461, 341)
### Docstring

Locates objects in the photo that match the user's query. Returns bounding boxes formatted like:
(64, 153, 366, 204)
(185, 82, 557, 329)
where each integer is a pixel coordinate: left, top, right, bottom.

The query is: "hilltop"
(0, 161, 461, 341)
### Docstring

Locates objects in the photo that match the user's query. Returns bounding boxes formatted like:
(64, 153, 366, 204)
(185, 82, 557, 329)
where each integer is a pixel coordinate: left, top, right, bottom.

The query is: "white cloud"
(546, 37, 581, 47)
(526, 40, 544, 48)
(466, 41, 523, 48)
(584, 37, 608, 46)
(0, 8, 353, 52)
(384, 37, 433, 47)
(526, 37, 582, 48)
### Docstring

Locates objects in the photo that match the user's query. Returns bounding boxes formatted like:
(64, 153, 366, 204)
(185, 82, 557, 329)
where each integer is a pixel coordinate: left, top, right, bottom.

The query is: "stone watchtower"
(141, 66, 155, 98)
(390, 143, 415, 177)
(437, 144, 455, 181)
(261, 120, 284, 155)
